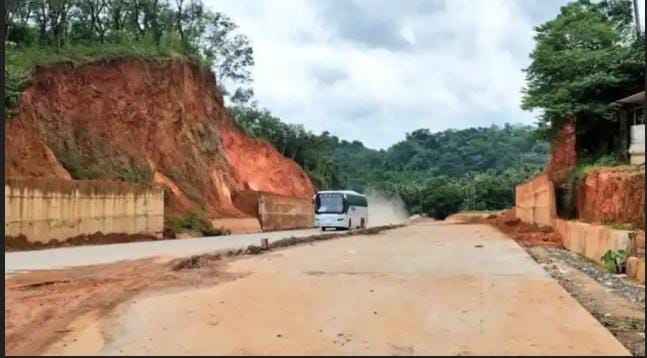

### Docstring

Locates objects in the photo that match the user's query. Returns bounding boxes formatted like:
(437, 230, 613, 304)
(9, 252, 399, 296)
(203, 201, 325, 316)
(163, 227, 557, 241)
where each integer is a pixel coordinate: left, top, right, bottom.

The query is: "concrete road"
(45, 221, 629, 355)
(5, 228, 334, 276)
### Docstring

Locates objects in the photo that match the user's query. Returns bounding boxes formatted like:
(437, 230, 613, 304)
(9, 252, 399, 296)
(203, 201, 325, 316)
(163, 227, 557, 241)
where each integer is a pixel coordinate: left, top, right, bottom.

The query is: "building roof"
(613, 91, 645, 105)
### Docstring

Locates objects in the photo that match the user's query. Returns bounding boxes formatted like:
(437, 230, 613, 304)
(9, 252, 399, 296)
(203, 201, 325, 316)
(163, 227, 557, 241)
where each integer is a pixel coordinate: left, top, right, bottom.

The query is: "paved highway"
(5, 228, 334, 276)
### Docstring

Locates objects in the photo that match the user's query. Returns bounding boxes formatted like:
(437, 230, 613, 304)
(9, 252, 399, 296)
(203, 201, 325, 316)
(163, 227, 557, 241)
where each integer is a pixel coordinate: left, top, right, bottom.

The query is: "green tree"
(5, 0, 255, 110)
(521, 0, 645, 137)
(420, 177, 464, 220)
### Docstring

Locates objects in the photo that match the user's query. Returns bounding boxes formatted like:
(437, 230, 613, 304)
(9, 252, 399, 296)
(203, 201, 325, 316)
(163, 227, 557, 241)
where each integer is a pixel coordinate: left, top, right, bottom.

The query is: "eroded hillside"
(5, 58, 315, 221)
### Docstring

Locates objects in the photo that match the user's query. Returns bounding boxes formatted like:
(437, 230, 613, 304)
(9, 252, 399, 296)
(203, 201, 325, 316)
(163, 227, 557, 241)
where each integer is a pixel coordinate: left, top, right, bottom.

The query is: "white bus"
(314, 190, 368, 230)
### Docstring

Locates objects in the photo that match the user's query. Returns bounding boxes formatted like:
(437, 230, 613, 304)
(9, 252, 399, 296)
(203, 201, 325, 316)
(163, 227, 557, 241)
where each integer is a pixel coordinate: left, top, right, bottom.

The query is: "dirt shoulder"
(5, 257, 237, 356)
(5, 232, 164, 252)
(4, 225, 400, 356)
(460, 208, 563, 248)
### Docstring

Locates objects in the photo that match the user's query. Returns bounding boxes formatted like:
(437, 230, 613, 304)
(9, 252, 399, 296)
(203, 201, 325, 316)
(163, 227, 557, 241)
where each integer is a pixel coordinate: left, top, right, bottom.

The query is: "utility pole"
(633, 0, 643, 37)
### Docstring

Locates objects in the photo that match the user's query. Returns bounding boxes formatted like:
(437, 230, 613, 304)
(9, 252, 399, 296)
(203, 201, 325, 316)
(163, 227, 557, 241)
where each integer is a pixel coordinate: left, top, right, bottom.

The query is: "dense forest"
(231, 103, 549, 218)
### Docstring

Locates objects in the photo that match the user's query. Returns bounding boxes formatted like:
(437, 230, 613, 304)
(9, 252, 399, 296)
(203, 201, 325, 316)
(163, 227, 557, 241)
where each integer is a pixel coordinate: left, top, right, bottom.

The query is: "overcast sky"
(205, 0, 646, 149)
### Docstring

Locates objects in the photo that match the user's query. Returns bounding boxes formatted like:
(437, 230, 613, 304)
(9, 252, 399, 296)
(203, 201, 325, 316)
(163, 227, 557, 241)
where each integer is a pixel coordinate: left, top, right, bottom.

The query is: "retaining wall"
(626, 256, 645, 284)
(626, 230, 645, 283)
(5, 178, 164, 243)
(554, 218, 635, 265)
(258, 192, 314, 232)
(515, 174, 556, 227)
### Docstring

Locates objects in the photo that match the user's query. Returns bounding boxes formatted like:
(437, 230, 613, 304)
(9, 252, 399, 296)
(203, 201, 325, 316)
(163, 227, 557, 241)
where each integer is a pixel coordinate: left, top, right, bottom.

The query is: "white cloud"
(205, 0, 637, 149)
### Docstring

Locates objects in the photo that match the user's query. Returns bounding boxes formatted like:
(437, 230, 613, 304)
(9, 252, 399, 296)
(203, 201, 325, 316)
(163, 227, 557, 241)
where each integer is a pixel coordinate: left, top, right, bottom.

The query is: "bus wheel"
(360, 218, 366, 229)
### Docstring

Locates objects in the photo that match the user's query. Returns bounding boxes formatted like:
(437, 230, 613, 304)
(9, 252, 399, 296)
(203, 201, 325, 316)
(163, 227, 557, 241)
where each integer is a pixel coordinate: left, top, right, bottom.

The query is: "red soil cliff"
(544, 121, 577, 183)
(5, 58, 315, 220)
(576, 167, 645, 230)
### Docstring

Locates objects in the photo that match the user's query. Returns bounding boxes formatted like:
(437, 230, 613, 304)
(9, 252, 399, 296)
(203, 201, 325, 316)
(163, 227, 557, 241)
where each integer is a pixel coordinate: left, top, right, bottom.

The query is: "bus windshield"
(315, 193, 345, 214)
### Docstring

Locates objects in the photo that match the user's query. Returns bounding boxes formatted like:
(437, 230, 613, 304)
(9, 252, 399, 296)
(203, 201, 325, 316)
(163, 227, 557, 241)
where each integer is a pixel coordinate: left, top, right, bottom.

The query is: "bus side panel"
(347, 205, 367, 229)
(360, 207, 367, 227)
(348, 206, 358, 229)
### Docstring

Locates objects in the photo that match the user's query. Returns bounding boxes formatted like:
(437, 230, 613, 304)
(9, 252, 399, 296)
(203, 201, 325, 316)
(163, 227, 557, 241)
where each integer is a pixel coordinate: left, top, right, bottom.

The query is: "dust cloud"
(366, 191, 409, 227)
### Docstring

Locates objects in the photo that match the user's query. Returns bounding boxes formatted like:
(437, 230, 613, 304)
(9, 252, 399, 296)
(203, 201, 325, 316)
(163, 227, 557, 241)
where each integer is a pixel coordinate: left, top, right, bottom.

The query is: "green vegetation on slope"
(5, 0, 255, 116)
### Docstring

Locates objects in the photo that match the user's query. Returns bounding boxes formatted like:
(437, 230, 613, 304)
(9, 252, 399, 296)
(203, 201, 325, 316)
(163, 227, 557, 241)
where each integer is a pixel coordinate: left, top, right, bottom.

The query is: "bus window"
(315, 193, 345, 214)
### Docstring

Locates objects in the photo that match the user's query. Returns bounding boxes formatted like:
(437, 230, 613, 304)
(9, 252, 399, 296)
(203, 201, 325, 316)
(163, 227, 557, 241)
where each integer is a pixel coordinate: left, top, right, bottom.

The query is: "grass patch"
(55, 131, 154, 183)
(4, 33, 207, 117)
(58, 135, 102, 180)
(168, 212, 229, 237)
(603, 221, 636, 231)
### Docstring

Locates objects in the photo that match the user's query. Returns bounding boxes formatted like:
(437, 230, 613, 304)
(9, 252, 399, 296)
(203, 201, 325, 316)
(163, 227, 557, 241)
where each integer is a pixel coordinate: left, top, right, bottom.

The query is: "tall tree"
(521, 0, 645, 137)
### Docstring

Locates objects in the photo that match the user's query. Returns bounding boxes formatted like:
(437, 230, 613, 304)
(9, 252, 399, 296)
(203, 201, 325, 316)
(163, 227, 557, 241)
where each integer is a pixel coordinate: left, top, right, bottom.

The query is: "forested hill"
(383, 125, 547, 175)
(334, 124, 548, 191)
(230, 104, 549, 218)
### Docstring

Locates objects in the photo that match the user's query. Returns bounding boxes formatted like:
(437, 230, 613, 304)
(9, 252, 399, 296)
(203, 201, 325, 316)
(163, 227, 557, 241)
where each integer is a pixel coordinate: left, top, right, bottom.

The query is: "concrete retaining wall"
(258, 193, 314, 232)
(626, 257, 645, 283)
(627, 230, 645, 283)
(554, 218, 635, 265)
(5, 179, 164, 243)
(515, 174, 556, 227)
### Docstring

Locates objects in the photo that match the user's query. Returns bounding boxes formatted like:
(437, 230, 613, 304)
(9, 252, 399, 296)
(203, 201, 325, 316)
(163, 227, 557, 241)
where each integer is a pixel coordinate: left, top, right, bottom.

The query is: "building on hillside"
(612, 91, 645, 165)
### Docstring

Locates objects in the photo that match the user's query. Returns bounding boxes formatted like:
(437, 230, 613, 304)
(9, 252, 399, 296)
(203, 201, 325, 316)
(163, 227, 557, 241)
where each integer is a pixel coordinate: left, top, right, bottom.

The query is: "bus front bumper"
(315, 215, 346, 228)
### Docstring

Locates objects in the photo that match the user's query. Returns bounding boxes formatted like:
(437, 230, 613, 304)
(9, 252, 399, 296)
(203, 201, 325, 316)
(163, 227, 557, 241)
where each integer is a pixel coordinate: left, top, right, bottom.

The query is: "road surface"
(45, 221, 629, 355)
(5, 228, 333, 276)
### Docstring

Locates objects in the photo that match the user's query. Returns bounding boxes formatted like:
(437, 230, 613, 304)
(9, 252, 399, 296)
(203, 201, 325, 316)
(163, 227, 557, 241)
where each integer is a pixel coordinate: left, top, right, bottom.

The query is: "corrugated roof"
(614, 91, 645, 105)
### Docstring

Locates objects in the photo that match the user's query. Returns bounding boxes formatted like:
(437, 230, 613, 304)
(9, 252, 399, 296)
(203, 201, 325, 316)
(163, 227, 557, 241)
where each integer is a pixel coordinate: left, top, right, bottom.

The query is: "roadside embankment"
(513, 164, 645, 284)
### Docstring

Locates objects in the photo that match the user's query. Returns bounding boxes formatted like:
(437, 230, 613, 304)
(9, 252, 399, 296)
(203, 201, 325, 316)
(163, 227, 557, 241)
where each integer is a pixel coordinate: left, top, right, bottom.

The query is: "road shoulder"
(526, 245, 645, 356)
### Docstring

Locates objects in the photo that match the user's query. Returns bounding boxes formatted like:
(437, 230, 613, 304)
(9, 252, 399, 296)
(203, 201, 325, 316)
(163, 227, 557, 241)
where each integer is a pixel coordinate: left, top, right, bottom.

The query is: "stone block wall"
(258, 192, 314, 232)
(515, 173, 556, 227)
(5, 179, 164, 243)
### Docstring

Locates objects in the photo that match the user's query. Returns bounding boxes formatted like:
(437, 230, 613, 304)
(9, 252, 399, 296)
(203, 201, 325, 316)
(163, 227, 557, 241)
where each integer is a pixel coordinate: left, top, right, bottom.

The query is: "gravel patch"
(541, 247, 645, 307)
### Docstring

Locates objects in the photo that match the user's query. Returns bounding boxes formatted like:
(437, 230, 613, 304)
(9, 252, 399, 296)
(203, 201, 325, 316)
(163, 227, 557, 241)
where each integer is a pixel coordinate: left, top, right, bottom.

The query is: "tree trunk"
(175, 0, 184, 40)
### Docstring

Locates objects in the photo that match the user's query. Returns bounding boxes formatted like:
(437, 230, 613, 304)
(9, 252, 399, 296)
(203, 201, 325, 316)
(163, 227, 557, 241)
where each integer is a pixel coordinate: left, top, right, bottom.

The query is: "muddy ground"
(5, 232, 164, 252)
(4, 225, 399, 356)
(462, 208, 563, 248)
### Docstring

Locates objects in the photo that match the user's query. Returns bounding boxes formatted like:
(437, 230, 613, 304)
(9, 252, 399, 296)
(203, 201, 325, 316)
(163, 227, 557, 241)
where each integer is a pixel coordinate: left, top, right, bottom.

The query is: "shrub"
(601, 249, 626, 274)
(420, 178, 464, 220)
(171, 212, 227, 237)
